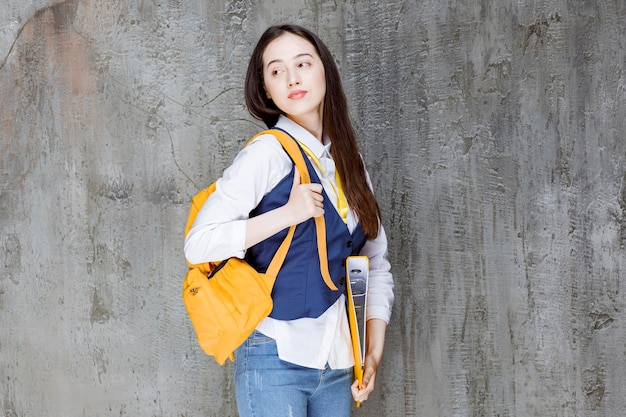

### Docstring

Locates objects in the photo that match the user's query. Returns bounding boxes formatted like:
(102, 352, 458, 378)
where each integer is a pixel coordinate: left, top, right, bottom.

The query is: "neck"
(287, 111, 324, 142)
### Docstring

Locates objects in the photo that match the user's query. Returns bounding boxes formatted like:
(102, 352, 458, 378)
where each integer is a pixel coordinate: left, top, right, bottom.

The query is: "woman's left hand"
(350, 318, 388, 404)
(350, 355, 380, 403)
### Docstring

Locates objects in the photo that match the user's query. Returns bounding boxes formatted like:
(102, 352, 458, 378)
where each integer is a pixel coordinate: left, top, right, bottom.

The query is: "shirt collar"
(275, 115, 331, 160)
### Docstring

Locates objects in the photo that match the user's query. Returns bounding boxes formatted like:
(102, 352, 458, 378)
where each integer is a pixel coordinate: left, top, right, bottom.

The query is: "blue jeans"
(234, 330, 353, 417)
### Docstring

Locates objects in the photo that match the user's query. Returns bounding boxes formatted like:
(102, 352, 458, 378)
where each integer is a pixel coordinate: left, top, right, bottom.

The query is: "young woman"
(184, 24, 394, 417)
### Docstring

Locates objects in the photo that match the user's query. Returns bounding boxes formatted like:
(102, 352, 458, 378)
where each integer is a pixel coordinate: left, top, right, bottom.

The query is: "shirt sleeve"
(360, 165, 395, 323)
(184, 134, 292, 264)
(361, 223, 395, 324)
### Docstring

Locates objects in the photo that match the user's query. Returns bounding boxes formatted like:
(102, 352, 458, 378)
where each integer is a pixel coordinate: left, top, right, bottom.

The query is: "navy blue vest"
(246, 143, 367, 320)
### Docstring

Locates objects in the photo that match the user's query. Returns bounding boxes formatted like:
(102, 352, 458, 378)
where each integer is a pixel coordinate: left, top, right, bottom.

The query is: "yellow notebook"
(346, 256, 369, 407)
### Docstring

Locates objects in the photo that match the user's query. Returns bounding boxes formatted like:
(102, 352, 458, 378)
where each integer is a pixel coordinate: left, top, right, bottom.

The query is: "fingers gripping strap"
(247, 130, 334, 289)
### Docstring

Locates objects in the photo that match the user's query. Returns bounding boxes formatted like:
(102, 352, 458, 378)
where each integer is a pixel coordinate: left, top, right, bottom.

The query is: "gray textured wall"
(1, 1, 625, 416)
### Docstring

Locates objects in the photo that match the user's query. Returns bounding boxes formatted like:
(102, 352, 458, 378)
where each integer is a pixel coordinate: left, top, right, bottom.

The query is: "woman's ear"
(264, 85, 271, 99)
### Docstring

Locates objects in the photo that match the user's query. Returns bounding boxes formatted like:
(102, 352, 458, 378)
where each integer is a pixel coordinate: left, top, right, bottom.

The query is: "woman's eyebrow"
(266, 53, 314, 68)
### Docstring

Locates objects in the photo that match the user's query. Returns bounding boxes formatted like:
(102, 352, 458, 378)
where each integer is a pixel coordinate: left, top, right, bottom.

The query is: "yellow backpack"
(182, 129, 331, 364)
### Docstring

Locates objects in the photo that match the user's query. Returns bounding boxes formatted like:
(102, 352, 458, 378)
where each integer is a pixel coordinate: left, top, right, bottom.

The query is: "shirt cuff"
(366, 305, 392, 324)
(225, 219, 247, 259)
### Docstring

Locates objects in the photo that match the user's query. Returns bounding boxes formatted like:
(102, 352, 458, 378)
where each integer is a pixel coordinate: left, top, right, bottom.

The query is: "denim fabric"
(234, 330, 353, 417)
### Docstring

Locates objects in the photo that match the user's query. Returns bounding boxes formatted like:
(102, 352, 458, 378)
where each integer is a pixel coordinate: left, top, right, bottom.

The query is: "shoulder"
(222, 131, 293, 191)
(230, 131, 291, 166)
(249, 131, 290, 151)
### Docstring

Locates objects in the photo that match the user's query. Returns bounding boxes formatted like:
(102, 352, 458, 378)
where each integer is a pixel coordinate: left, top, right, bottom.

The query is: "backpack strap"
(249, 129, 336, 290)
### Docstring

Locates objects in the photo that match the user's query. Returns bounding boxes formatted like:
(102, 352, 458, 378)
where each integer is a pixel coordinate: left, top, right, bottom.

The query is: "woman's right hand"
(245, 169, 324, 249)
(285, 169, 324, 224)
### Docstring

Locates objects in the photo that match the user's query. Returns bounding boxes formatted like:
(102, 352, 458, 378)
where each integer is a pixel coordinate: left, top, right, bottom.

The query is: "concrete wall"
(1, 1, 624, 416)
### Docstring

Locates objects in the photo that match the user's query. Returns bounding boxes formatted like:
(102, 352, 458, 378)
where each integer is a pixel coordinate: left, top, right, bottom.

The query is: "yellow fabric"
(182, 257, 276, 365)
(296, 140, 349, 223)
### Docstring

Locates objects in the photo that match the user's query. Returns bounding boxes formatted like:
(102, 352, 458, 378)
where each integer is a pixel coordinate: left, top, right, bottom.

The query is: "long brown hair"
(245, 24, 381, 238)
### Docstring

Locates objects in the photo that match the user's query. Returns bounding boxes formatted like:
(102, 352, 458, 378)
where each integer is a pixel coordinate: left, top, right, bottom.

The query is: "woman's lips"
(288, 90, 307, 99)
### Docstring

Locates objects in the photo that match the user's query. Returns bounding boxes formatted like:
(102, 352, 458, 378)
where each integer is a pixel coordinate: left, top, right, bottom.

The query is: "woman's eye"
(271, 68, 283, 76)
(299, 62, 311, 68)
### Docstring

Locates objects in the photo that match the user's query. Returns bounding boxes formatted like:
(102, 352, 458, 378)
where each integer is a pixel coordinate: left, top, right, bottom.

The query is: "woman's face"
(262, 33, 326, 125)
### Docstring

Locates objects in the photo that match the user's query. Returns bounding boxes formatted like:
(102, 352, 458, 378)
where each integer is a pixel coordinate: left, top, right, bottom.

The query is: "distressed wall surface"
(1, 1, 624, 416)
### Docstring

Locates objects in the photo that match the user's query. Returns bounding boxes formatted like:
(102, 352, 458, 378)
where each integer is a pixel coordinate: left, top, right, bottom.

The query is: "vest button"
(341, 259, 346, 267)
(346, 240, 353, 248)
(340, 277, 346, 285)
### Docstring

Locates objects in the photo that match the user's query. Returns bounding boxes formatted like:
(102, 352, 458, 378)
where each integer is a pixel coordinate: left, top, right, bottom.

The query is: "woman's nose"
(288, 74, 301, 87)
